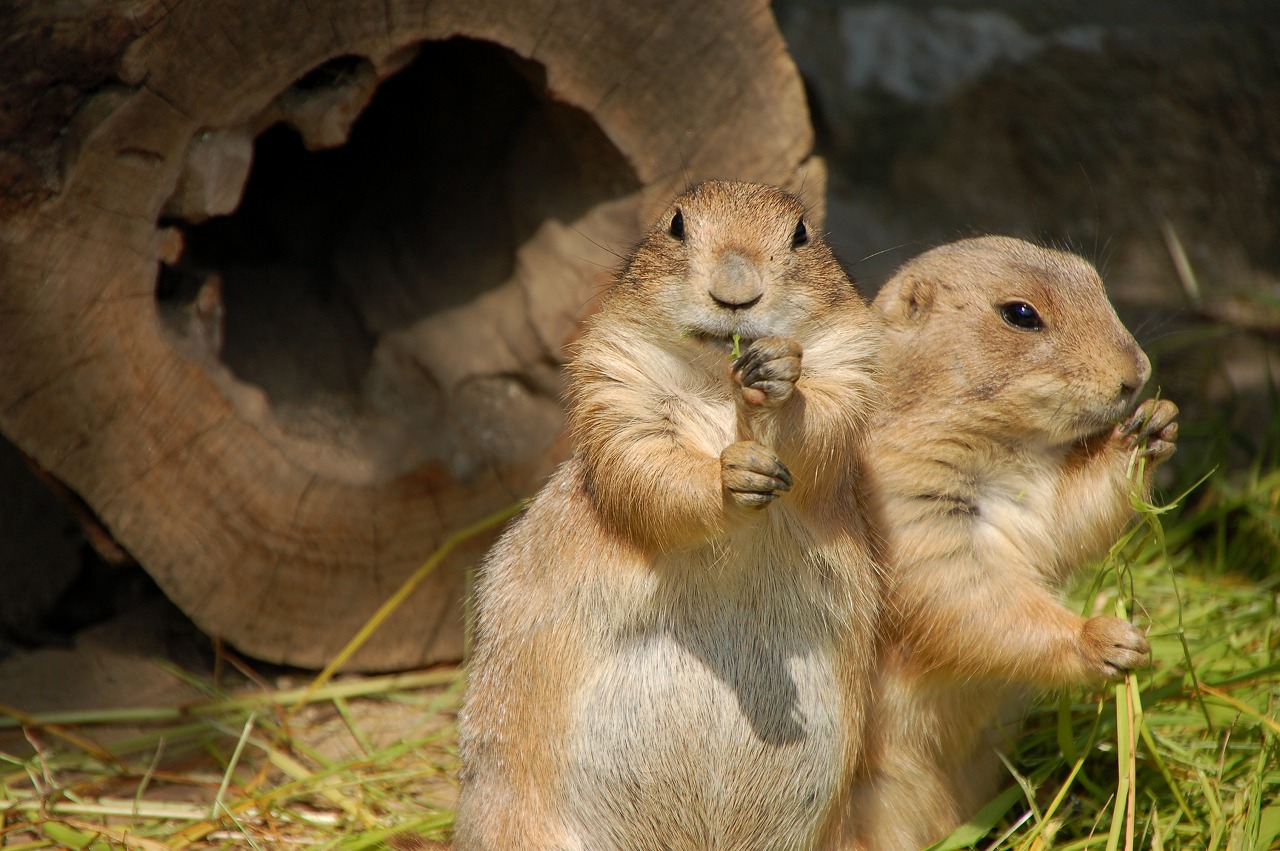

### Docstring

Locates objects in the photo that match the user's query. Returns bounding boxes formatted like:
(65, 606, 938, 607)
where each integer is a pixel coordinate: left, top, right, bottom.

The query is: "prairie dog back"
(847, 236, 1177, 851)
(456, 181, 885, 850)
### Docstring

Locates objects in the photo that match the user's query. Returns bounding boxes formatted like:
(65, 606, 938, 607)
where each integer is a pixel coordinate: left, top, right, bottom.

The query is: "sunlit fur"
(455, 181, 886, 850)
(843, 236, 1177, 851)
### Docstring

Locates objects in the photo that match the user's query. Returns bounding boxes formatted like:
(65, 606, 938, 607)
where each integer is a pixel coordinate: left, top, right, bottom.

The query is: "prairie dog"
(848, 236, 1178, 851)
(454, 181, 884, 850)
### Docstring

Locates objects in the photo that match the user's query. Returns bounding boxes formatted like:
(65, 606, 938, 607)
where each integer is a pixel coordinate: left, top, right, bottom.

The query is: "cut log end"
(0, 0, 818, 670)
(157, 38, 638, 489)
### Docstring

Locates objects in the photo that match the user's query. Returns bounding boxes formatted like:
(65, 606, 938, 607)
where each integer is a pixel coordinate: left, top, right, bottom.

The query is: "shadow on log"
(0, 0, 821, 670)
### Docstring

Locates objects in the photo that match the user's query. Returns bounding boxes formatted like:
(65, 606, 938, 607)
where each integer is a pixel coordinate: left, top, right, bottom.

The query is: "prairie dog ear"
(875, 268, 935, 325)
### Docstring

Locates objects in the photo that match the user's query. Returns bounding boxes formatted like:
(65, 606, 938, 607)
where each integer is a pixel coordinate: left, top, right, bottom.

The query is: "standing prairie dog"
(454, 181, 885, 850)
(847, 236, 1178, 851)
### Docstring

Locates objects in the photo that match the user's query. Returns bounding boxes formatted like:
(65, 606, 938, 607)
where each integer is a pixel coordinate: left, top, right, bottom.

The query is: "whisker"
(860, 241, 918, 263)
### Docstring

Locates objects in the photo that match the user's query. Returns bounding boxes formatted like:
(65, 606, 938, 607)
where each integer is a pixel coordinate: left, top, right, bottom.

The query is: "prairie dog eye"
(669, 209, 685, 240)
(1000, 301, 1043, 331)
(791, 218, 808, 249)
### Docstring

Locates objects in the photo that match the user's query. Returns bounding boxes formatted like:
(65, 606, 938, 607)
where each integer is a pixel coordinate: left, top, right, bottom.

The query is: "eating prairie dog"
(454, 180, 885, 850)
(847, 236, 1177, 851)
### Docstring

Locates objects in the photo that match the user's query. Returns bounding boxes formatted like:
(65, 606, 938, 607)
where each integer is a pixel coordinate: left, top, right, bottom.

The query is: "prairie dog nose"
(709, 251, 764, 309)
(1118, 344, 1151, 402)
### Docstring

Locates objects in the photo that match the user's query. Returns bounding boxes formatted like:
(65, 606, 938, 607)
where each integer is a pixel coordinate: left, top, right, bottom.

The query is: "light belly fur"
(562, 558, 848, 851)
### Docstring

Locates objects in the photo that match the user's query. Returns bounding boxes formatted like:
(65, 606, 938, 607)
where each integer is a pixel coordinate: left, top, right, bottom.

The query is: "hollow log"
(0, 0, 821, 670)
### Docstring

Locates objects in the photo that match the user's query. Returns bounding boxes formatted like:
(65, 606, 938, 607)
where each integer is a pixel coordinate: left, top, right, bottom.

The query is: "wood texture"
(0, 0, 820, 670)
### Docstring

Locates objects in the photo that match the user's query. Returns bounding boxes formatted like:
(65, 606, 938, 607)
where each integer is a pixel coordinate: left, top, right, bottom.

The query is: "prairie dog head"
(602, 180, 861, 353)
(874, 236, 1149, 445)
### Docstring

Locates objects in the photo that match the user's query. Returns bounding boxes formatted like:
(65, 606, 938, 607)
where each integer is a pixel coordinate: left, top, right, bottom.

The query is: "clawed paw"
(721, 440, 793, 509)
(1079, 615, 1151, 680)
(732, 336, 801, 408)
(1119, 398, 1179, 463)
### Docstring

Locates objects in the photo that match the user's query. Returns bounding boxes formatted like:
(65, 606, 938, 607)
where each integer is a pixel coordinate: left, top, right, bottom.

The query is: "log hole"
(156, 39, 639, 485)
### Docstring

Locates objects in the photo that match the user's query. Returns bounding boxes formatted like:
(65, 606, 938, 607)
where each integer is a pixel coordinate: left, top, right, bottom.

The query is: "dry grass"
(1, 665, 464, 848)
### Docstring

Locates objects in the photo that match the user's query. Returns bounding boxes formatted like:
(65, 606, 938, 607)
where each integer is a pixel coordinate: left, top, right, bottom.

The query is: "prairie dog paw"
(721, 440, 793, 508)
(1119, 398, 1179, 463)
(1079, 616, 1151, 679)
(732, 336, 801, 408)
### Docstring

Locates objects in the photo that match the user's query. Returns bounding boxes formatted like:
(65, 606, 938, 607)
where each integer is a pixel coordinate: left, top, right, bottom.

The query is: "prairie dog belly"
(563, 554, 848, 851)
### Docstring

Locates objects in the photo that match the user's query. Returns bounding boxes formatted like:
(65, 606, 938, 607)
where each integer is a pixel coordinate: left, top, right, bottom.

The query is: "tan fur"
(454, 181, 885, 850)
(845, 236, 1178, 851)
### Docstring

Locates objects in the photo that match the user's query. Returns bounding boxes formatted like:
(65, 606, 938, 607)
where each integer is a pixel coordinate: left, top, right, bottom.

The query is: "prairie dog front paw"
(1119, 398, 1179, 463)
(721, 440, 793, 509)
(1079, 616, 1151, 679)
(732, 336, 801, 408)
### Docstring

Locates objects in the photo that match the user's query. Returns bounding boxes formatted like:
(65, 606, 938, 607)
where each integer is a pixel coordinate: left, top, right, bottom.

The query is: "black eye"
(669, 209, 685, 240)
(791, 218, 808, 249)
(1000, 301, 1044, 330)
